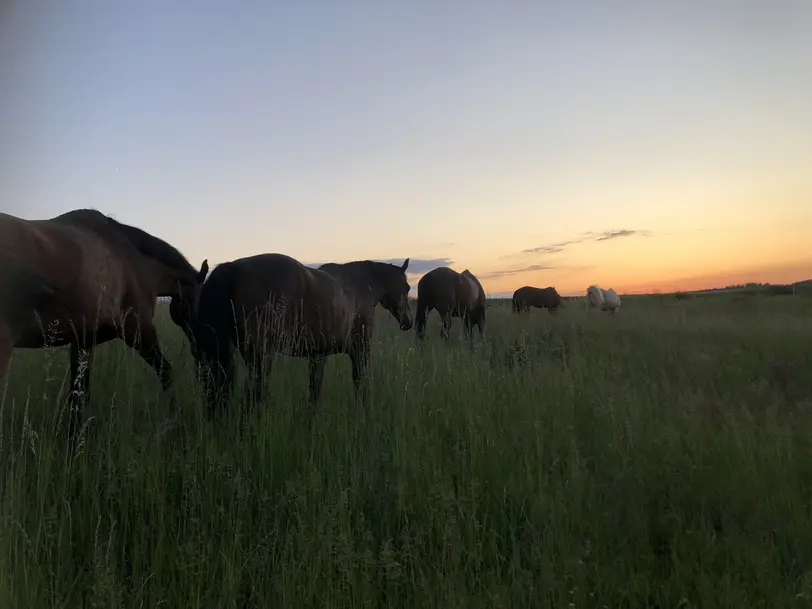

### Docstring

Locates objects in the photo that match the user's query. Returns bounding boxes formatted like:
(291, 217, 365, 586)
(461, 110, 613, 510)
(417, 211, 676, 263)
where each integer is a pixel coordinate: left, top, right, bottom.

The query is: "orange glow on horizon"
(475, 259, 812, 297)
(613, 260, 812, 295)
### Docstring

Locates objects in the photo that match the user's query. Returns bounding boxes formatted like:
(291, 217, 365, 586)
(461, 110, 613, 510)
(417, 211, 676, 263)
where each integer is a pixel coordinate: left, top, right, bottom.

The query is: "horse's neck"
(328, 267, 384, 306)
(140, 257, 187, 297)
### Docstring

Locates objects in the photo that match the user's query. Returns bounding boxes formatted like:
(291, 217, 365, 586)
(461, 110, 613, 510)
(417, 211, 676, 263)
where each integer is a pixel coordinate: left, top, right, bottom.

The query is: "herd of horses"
(0, 209, 621, 435)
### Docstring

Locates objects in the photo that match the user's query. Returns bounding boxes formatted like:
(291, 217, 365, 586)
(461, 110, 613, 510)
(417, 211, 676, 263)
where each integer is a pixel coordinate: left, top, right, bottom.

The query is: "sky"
(2, 0, 811, 297)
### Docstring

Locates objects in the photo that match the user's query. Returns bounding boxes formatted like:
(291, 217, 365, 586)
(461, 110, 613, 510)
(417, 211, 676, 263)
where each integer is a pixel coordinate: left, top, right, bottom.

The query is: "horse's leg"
(440, 312, 452, 342)
(0, 346, 10, 381)
(67, 343, 94, 437)
(350, 354, 369, 403)
(120, 315, 174, 395)
(462, 315, 473, 340)
(0, 322, 14, 389)
(415, 301, 428, 341)
(350, 340, 371, 403)
(239, 341, 271, 411)
(0, 320, 13, 379)
(308, 356, 326, 404)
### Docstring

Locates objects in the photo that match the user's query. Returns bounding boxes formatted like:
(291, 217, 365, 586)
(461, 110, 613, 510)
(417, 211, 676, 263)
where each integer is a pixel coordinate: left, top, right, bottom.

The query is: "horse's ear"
(401, 258, 410, 271)
(198, 259, 209, 282)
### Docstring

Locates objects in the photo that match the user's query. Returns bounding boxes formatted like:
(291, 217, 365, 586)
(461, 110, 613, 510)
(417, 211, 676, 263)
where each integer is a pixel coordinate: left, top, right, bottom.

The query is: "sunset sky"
(2, 1, 810, 296)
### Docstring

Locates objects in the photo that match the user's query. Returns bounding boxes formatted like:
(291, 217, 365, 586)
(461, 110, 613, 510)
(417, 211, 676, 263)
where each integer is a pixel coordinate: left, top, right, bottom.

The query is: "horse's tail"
(195, 261, 239, 411)
(512, 296, 519, 313)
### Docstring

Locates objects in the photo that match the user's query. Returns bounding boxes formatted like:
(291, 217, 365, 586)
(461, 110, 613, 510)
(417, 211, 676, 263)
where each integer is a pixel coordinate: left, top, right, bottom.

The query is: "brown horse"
(174, 253, 413, 413)
(0, 209, 208, 435)
(512, 285, 562, 314)
(415, 267, 486, 342)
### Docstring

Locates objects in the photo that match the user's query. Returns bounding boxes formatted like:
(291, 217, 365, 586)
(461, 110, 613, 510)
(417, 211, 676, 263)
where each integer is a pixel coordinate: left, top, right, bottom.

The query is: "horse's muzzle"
(399, 317, 413, 331)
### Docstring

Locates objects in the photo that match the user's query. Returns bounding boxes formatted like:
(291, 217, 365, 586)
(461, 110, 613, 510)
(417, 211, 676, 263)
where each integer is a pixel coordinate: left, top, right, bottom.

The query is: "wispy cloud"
(519, 244, 567, 255)
(482, 263, 594, 280)
(595, 229, 652, 241)
(481, 264, 555, 279)
(508, 228, 652, 258)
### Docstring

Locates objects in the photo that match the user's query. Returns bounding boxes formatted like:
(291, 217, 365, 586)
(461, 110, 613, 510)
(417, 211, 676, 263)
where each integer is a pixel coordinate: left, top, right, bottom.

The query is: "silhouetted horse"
(176, 254, 413, 413)
(0, 209, 208, 435)
(512, 286, 562, 314)
(415, 267, 486, 342)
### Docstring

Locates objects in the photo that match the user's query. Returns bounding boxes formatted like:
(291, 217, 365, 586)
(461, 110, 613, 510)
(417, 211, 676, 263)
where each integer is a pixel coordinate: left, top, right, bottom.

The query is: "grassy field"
(1, 293, 812, 608)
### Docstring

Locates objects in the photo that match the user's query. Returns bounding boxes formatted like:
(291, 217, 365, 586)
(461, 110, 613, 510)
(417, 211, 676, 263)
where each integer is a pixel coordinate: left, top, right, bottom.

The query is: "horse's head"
(169, 259, 209, 348)
(379, 258, 413, 331)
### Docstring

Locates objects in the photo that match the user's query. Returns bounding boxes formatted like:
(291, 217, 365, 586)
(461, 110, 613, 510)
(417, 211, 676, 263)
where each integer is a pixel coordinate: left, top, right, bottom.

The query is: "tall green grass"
(1, 294, 812, 607)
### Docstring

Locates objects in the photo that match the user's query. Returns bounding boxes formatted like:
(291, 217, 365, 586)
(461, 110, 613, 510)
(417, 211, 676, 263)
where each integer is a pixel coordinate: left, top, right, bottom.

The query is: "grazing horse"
(175, 253, 413, 413)
(0, 209, 208, 434)
(512, 285, 563, 314)
(415, 267, 486, 342)
(586, 285, 621, 314)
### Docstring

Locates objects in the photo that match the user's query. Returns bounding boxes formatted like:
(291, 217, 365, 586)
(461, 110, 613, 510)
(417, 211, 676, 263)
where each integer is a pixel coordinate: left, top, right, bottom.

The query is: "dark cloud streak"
(595, 229, 651, 241)
(483, 263, 595, 280)
(481, 264, 554, 279)
(509, 228, 651, 258)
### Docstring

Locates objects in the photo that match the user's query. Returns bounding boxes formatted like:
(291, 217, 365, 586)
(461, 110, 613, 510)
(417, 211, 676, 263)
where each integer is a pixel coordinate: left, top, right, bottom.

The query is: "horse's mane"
(319, 259, 406, 295)
(54, 208, 197, 278)
(105, 215, 197, 277)
(321, 259, 403, 278)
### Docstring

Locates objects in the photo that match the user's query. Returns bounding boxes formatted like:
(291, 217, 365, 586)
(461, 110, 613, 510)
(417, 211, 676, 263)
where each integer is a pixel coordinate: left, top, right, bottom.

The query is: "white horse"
(586, 285, 621, 314)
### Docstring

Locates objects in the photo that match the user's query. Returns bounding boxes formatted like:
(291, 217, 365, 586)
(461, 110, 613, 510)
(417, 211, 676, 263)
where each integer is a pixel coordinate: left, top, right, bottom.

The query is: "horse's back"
(222, 253, 356, 353)
(417, 266, 459, 305)
(222, 253, 308, 309)
(513, 286, 533, 300)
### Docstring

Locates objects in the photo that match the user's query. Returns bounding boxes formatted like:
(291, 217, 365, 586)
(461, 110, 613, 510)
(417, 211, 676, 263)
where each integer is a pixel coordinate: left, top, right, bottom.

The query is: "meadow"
(1, 292, 812, 608)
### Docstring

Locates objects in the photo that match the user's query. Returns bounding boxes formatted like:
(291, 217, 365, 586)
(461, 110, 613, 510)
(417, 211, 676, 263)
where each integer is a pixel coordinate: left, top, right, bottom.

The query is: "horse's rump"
(460, 270, 486, 314)
(0, 214, 133, 342)
(602, 288, 621, 310)
(462, 273, 480, 305)
(586, 285, 604, 308)
(197, 254, 358, 360)
(2, 209, 205, 348)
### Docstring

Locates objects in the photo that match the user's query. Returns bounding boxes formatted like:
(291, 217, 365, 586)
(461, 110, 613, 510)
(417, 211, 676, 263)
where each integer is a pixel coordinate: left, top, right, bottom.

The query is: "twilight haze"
(2, 1, 811, 296)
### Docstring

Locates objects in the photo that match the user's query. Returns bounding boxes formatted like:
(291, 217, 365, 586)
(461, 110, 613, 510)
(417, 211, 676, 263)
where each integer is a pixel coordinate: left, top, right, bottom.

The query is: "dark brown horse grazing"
(415, 267, 486, 342)
(0, 209, 208, 435)
(175, 253, 413, 413)
(512, 286, 563, 314)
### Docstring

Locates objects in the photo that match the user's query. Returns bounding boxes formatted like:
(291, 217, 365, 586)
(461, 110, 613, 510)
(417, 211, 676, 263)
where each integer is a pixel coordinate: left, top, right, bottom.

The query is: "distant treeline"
(156, 279, 812, 305)
(672, 279, 811, 300)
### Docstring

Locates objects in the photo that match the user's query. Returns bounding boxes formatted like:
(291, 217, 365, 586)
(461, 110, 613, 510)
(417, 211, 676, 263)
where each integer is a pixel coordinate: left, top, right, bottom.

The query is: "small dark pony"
(0, 209, 208, 435)
(415, 266, 486, 342)
(172, 253, 413, 413)
(512, 285, 563, 314)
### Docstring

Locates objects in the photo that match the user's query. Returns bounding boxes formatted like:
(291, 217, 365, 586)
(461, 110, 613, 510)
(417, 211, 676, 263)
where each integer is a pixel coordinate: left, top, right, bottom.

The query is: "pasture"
(1, 292, 812, 608)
